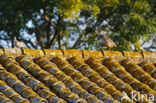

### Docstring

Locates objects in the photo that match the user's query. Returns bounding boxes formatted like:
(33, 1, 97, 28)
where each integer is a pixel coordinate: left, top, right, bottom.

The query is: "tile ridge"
(0, 48, 155, 62)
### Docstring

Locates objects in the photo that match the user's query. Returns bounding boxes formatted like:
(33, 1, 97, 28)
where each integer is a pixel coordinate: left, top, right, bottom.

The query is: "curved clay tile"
(0, 80, 29, 103)
(87, 57, 153, 103)
(34, 57, 103, 103)
(0, 92, 14, 103)
(68, 56, 133, 103)
(16, 56, 87, 103)
(52, 57, 119, 103)
(121, 59, 156, 90)
(139, 61, 156, 79)
(0, 49, 155, 103)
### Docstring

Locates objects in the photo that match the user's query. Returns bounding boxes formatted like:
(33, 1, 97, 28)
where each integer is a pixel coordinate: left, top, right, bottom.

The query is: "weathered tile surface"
(0, 49, 155, 103)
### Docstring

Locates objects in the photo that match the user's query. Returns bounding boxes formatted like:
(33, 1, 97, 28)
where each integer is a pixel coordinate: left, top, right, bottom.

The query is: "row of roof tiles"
(0, 55, 132, 103)
(0, 48, 156, 63)
(1, 55, 155, 102)
(0, 49, 155, 103)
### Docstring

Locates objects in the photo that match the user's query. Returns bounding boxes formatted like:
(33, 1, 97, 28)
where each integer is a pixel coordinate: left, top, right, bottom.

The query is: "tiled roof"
(0, 48, 155, 103)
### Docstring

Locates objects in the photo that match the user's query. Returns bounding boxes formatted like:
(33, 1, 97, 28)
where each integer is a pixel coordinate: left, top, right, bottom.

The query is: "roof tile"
(63, 49, 83, 59)
(121, 59, 156, 90)
(0, 91, 13, 103)
(142, 51, 156, 63)
(0, 69, 46, 103)
(34, 57, 103, 102)
(3, 48, 22, 57)
(0, 49, 3, 55)
(44, 49, 63, 57)
(123, 51, 143, 63)
(82, 50, 103, 60)
(22, 48, 44, 57)
(87, 57, 153, 102)
(52, 57, 119, 102)
(17, 56, 86, 103)
(103, 50, 124, 61)
(0, 48, 155, 103)
(139, 61, 156, 79)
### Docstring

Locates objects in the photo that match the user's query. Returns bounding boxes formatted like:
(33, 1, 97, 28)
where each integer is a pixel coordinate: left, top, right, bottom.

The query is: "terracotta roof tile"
(0, 91, 14, 103)
(104, 58, 155, 95)
(44, 49, 63, 57)
(52, 57, 117, 102)
(3, 48, 22, 57)
(63, 49, 83, 59)
(16, 56, 86, 103)
(34, 57, 103, 103)
(82, 50, 103, 60)
(0, 49, 3, 55)
(139, 61, 156, 79)
(22, 48, 44, 57)
(0, 48, 155, 103)
(87, 57, 154, 102)
(103, 50, 124, 61)
(121, 59, 156, 90)
(68, 56, 133, 102)
(0, 79, 28, 103)
(0, 68, 47, 103)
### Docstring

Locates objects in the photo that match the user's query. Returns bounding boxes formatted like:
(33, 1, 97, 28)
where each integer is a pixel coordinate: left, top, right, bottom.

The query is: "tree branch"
(0, 45, 4, 48)
(47, 33, 57, 48)
(0, 37, 10, 40)
(33, 19, 44, 49)
(42, 14, 56, 27)
(71, 33, 83, 49)
(45, 22, 51, 48)
(71, 29, 95, 49)
(47, 16, 62, 48)
(144, 47, 156, 52)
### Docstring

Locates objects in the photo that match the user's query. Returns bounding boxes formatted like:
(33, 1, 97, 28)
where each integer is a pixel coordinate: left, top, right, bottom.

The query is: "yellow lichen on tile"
(123, 51, 142, 58)
(142, 51, 156, 59)
(139, 61, 156, 79)
(44, 49, 63, 57)
(0, 48, 155, 103)
(17, 56, 86, 103)
(68, 57, 134, 102)
(0, 92, 14, 103)
(103, 58, 154, 102)
(52, 57, 119, 102)
(68, 56, 86, 69)
(22, 48, 44, 57)
(87, 58, 144, 102)
(34, 56, 104, 103)
(123, 51, 143, 63)
(120, 59, 156, 91)
(4, 48, 22, 57)
(0, 79, 30, 103)
(0, 49, 4, 55)
(102, 50, 123, 57)
(63, 49, 83, 59)
(82, 50, 103, 60)
(142, 51, 156, 63)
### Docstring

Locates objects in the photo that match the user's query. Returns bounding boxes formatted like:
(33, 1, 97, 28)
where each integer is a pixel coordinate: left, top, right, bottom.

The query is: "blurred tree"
(0, 0, 155, 51)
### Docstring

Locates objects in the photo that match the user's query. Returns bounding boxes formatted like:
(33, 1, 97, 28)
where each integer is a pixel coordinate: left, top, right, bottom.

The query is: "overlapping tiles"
(0, 49, 155, 103)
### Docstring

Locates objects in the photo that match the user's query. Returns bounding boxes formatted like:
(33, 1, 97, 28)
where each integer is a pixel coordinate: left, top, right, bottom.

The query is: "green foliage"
(0, 0, 155, 51)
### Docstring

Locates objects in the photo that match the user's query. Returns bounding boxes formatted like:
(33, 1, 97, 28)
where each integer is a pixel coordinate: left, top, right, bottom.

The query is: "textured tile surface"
(0, 49, 155, 103)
